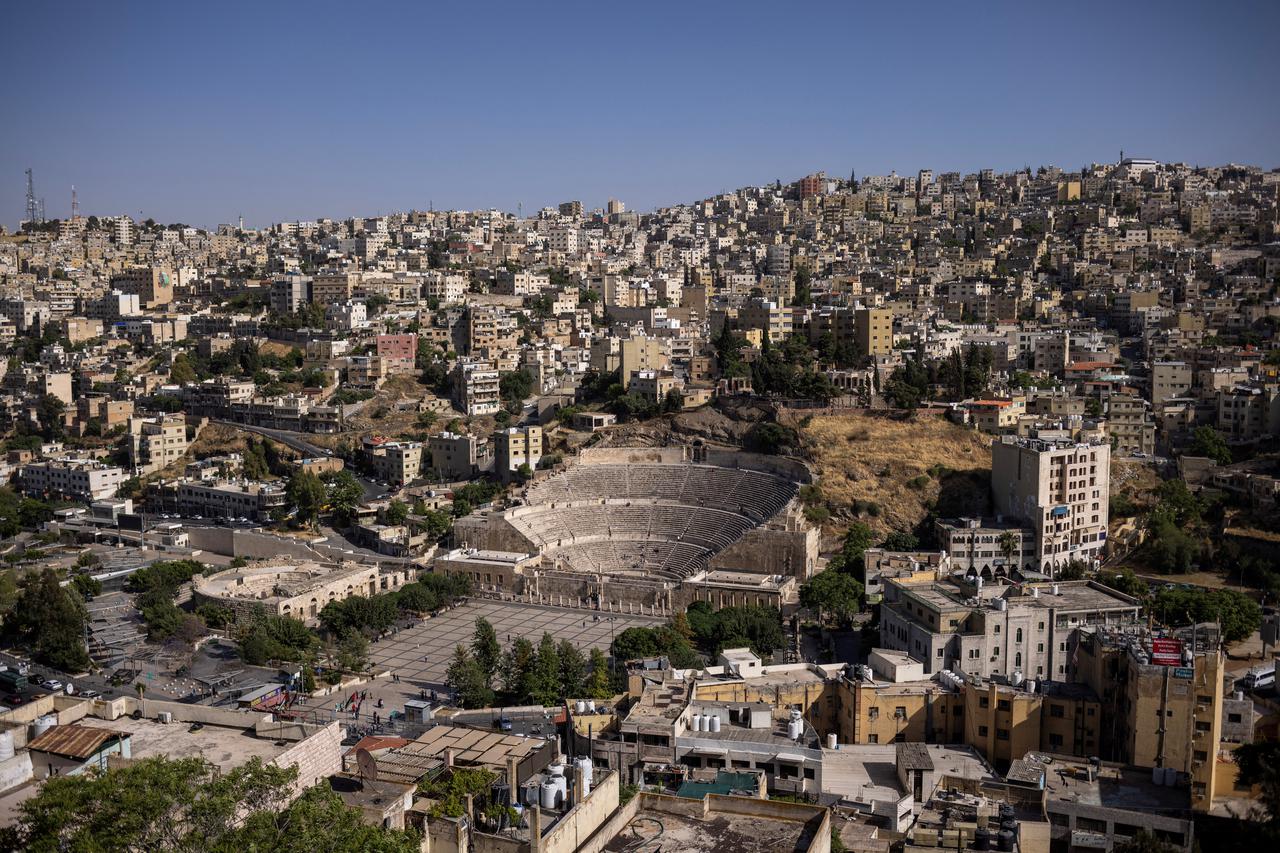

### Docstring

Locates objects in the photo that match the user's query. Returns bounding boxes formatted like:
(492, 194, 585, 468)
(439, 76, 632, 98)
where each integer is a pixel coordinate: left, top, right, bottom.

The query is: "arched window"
(1016, 628, 1023, 643)
(1015, 652, 1022, 668)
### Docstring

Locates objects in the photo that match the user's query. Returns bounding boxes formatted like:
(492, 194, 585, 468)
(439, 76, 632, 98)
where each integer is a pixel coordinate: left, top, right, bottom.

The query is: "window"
(978, 725, 989, 737)
(1050, 704, 1065, 718)
(997, 699, 1011, 711)
(980, 696, 990, 709)
(1016, 628, 1023, 643)
(1048, 733, 1064, 748)
(869, 707, 879, 720)
(868, 734, 878, 744)
(996, 728, 1010, 741)
(1228, 713, 1243, 724)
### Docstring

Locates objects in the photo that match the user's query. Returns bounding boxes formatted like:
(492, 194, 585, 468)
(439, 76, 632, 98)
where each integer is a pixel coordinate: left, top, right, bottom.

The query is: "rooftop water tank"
(1011, 670, 1024, 687)
(524, 781, 540, 806)
(787, 717, 803, 740)
(548, 762, 565, 778)
(827, 732, 838, 750)
(0, 731, 13, 762)
(997, 829, 1015, 852)
(32, 715, 56, 739)
(974, 828, 992, 851)
(586, 700, 596, 712)
(692, 713, 703, 732)
(574, 756, 594, 789)
(540, 781, 558, 810)
(709, 715, 721, 733)
(575, 700, 587, 714)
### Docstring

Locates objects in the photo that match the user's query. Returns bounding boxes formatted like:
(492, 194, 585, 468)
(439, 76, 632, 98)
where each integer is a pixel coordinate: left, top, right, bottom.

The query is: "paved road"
(211, 420, 383, 502)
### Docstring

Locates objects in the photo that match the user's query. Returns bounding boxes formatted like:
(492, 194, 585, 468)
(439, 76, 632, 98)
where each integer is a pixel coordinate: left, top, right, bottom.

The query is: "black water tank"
(997, 829, 1015, 852)
(974, 828, 992, 851)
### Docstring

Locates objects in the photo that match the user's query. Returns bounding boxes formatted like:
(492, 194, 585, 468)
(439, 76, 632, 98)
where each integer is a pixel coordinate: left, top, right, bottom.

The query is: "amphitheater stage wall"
(709, 525, 819, 580)
(575, 446, 812, 485)
(578, 446, 688, 466)
(527, 571, 672, 612)
(702, 449, 812, 484)
(451, 514, 535, 553)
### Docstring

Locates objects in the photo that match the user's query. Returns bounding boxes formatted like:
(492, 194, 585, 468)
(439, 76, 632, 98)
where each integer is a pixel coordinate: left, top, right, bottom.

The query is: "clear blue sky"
(2, 0, 1277, 229)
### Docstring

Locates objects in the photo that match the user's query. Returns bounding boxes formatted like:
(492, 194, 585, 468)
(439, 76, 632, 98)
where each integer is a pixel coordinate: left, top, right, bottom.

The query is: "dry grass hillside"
(798, 410, 993, 542)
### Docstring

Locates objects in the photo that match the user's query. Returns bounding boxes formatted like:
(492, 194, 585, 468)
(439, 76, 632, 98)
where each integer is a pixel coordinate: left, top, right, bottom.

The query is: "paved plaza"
(369, 599, 665, 691)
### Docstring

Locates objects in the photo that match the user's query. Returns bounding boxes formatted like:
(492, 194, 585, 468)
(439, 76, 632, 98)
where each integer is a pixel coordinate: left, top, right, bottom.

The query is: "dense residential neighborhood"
(0, 154, 1278, 851)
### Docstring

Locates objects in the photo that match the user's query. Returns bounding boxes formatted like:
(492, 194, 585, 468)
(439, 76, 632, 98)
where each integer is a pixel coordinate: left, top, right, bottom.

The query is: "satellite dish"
(355, 748, 379, 783)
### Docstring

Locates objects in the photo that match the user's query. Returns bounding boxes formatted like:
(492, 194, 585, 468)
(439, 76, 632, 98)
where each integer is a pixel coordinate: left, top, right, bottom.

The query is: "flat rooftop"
(603, 797, 818, 853)
(1036, 756, 1190, 811)
(90, 715, 293, 771)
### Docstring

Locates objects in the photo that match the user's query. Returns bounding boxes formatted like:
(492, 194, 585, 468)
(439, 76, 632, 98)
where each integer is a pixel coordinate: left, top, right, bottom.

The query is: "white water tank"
(1011, 670, 1024, 688)
(1152, 766, 1163, 785)
(995, 597, 1007, 611)
(1032, 587, 1040, 598)
(827, 732, 838, 750)
(1025, 680, 1037, 694)
(524, 782, 540, 806)
(691, 713, 702, 732)
(32, 715, 56, 739)
(575, 757, 594, 793)
(586, 700, 596, 712)
(575, 700, 587, 714)
(549, 762, 565, 778)
(709, 715, 721, 733)
(540, 781, 558, 809)
(0, 731, 13, 761)
(1052, 584, 1060, 595)
(553, 773, 568, 804)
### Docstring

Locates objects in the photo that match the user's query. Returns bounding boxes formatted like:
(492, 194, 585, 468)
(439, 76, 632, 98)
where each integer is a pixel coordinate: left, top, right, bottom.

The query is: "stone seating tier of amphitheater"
(523, 464, 796, 521)
(510, 462, 800, 578)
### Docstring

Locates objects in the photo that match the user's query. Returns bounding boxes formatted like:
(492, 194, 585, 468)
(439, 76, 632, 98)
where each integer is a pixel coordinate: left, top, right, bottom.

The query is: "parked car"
(79, 689, 101, 700)
(41, 679, 63, 692)
(2, 694, 24, 707)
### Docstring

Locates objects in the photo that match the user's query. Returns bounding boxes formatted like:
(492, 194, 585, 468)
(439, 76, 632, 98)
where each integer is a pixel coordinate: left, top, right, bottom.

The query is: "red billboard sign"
(1151, 638, 1183, 666)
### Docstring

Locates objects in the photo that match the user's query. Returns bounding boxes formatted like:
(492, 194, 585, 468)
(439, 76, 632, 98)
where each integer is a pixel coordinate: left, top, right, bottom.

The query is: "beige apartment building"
(110, 266, 173, 309)
(991, 434, 1110, 575)
(1151, 361, 1193, 411)
(854, 307, 894, 357)
(128, 414, 190, 475)
(494, 425, 543, 481)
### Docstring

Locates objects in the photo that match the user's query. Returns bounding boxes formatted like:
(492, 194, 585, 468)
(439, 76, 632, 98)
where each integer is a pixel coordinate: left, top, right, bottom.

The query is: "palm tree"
(998, 532, 1019, 570)
(134, 681, 147, 718)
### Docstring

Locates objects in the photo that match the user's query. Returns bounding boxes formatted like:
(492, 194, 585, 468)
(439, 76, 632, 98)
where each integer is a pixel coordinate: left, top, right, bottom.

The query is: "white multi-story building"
(991, 435, 1110, 576)
(19, 459, 126, 502)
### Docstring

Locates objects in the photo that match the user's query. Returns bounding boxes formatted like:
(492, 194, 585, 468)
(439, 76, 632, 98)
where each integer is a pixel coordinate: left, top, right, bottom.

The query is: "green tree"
(557, 639, 586, 699)
(10, 569, 89, 671)
(585, 647, 613, 700)
(799, 569, 864, 624)
(1, 755, 420, 853)
(1152, 587, 1261, 643)
(881, 531, 920, 551)
(530, 632, 561, 705)
(286, 470, 326, 528)
(169, 354, 197, 385)
(830, 523, 875, 577)
(385, 499, 410, 525)
(446, 645, 494, 709)
(1188, 426, 1232, 465)
(502, 637, 536, 702)
(472, 618, 501, 686)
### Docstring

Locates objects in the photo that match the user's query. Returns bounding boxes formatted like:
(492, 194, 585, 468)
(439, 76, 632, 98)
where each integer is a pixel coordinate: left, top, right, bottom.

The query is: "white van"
(1242, 666, 1275, 691)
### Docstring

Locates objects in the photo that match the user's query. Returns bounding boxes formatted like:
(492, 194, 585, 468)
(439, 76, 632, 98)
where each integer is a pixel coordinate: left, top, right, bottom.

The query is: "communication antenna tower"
(24, 169, 38, 225)
(71, 186, 79, 219)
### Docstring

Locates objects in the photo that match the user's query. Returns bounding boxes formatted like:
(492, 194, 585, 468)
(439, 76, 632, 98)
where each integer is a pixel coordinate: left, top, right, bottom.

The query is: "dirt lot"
(801, 410, 992, 540)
